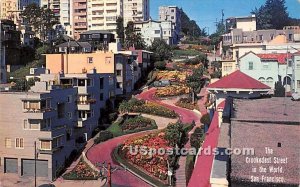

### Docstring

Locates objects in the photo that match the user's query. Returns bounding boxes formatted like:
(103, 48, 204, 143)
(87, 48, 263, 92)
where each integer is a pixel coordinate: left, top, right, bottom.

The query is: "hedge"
(185, 154, 195, 185)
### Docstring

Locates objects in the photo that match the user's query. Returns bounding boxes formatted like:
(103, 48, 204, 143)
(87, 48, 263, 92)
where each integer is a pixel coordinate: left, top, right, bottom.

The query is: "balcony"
(38, 146, 63, 154)
(76, 119, 87, 128)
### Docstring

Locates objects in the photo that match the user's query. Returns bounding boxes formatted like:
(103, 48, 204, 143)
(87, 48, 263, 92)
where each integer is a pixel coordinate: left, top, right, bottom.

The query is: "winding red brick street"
(87, 88, 203, 187)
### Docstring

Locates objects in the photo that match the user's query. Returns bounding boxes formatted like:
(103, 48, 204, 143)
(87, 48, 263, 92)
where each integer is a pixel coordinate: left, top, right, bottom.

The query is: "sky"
(150, 0, 300, 34)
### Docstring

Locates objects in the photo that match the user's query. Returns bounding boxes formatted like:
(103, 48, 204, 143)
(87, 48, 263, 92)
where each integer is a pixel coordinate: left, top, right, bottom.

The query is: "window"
(105, 57, 111, 64)
(57, 103, 65, 119)
(266, 77, 274, 86)
(288, 60, 292, 67)
(5, 138, 11, 148)
(171, 9, 175, 12)
(262, 62, 269, 69)
(258, 77, 265, 83)
(87, 79, 93, 86)
(171, 16, 174, 19)
(154, 30, 160, 34)
(16, 138, 24, 149)
(223, 65, 232, 71)
(67, 95, 72, 103)
(87, 57, 93, 63)
(100, 93, 104, 101)
(24, 120, 28, 129)
(259, 35, 263, 41)
(248, 62, 253, 70)
(116, 82, 122, 88)
(68, 112, 72, 119)
(40, 140, 51, 150)
(116, 70, 122, 76)
(52, 136, 63, 148)
(100, 77, 104, 89)
(288, 34, 293, 41)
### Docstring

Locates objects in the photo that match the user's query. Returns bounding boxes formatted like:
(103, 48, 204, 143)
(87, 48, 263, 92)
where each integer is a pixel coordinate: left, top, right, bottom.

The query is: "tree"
(251, 0, 290, 30)
(186, 66, 205, 102)
(116, 16, 125, 46)
(149, 39, 172, 61)
(154, 61, 166, 70)
(125, 21, 145, 49)
(21, 3, 59, 42)
(180, 8, 201, 37)
(209, 21, 226, 46)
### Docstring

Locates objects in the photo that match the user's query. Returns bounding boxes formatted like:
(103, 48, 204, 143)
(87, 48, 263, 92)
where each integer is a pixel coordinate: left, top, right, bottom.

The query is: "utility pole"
(34, 141, 37, 187)
(221, 9, 224, 25)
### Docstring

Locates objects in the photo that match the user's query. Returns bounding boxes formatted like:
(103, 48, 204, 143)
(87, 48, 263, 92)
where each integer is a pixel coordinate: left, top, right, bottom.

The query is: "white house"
(134, 19, 174, 46)
(239, 51, 295, 91)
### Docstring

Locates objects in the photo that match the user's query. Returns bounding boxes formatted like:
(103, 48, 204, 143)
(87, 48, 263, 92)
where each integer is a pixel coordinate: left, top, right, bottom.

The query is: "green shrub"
(200, 113, 211, 125)
(94, 130, 114, 144)
(190, 127, 205, 150)
(185, 155, 195, 185)
(108, 112, 118, 123)
(154, 61, 167, 70)
(121, 116, 154, 131)
(175, 97, 199, 110)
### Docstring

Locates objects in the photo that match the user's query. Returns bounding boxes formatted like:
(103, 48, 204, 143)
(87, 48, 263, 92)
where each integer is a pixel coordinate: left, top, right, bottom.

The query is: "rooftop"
(207, 70, 271, 90)
(230, 121, 299, 185)
(232, 97, 300, 123)
(257, 53, 293, 64)
(80, 30, 113, 35)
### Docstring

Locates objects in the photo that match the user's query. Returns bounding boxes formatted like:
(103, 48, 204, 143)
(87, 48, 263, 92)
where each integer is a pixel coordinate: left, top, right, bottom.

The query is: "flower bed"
(119, 99, 178, 119)
(155, 85, 190, 98)
(175, 98, 199, 110)
(121, 116, 156, 132)
(118, 122, 187, 183)
(63, 158, 99, 180)
(120, 132, 170, 181)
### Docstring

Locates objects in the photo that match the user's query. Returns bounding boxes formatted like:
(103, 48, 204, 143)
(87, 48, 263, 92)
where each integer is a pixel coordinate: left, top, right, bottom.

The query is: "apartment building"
(0, 82, 78, 180)
(0, 0, 18, 20)
(123, 0, 150, 26)
(72, 0, 87, 40)
(134, 19, 174, 46)
(45, 51, 135, 96)
(78, 30, 115, 51)
(40, 71, 115, 139)
(87, 0, 123, 33)
(159, 6, 181, 44)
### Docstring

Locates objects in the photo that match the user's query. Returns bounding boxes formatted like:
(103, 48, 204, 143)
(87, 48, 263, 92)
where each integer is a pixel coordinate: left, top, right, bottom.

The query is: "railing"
(23, 108, 53, 113)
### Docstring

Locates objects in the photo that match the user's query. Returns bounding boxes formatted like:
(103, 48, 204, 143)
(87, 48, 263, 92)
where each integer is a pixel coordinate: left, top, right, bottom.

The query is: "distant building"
(158, 6, 181, 44)
(45, 51, 136, 97)
(55, 41, 92, 53)
(72, 0, 87, 40)
(222, 26, 300, 60)
(86, 0, 122, 33)
(78, 30, 115, 51)
(123, 0, 150, 26)
(25, 67, 47, 81)
(239, 51, 297, 91)
(134, 19, 174, 46)
(0, 0, 18, 20)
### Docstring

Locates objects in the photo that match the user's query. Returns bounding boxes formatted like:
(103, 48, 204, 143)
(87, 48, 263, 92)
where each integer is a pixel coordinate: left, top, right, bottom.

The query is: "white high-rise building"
(159, 6, 181, 44)
(123, 0, 149, 26)
(87, 0, 123, 33)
